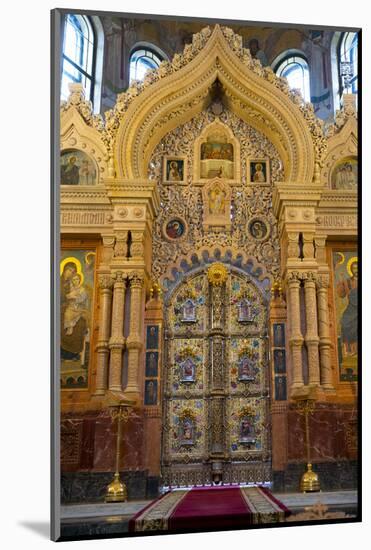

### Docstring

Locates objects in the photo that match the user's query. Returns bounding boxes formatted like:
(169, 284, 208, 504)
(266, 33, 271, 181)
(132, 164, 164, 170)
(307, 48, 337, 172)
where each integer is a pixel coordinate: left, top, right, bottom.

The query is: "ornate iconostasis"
(59, 23, 358, 502)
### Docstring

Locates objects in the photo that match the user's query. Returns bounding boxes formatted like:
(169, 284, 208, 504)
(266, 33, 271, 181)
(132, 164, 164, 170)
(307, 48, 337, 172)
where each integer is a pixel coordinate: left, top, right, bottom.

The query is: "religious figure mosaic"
(60, 150, 97, 185)
(60, 249, 96, 388)
(200, 138, 234, 179)
(163, 157, 186, 184)
(273, 349, 286, 374)
(164, 218, 186, 240)
(248, 159, 269, 184)
(274, 376, 287, 401)
(333, 250, 358, 381)
(145, 351, 159, 377)
(248, 218, 269, 241)
(331, 158, 357, 190)
(144, 379, 158, 405)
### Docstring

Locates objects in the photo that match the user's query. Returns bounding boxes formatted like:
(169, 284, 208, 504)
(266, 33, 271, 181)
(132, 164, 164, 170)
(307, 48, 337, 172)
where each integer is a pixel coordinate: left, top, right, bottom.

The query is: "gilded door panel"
(164, 398, 208, 462)
(168, 338, 206, 396)
(162, 266, 271, 485)
(167, 272, 208, 336)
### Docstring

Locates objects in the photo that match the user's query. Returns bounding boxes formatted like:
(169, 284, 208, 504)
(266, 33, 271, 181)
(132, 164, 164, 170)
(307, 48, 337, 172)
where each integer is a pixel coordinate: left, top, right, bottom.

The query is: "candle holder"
(104, 393, 134, 503)
(296, 398, 320, 493)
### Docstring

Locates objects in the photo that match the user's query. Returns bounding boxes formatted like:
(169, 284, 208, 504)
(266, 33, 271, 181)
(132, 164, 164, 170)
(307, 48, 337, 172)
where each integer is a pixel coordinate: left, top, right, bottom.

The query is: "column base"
(93, 389, 106, 396)
(123, 388, 141, 405)
(290, 384, 310, 400)
(322, 384, 336, 393)
(108, 385, 123, 392)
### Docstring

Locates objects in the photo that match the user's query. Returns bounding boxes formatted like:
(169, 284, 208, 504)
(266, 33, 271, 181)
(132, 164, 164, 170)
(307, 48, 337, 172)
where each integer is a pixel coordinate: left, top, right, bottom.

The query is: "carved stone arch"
(61, 107, 109, 184)
(321, 118, 358, 189)
(160, 246, 273, 301)
(194, 119, 241, 184)
(113, 25, 316, 184)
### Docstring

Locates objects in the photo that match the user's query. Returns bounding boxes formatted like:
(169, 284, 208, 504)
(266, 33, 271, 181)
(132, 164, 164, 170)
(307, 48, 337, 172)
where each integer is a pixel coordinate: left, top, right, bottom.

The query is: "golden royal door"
(161, 263, 271, 487)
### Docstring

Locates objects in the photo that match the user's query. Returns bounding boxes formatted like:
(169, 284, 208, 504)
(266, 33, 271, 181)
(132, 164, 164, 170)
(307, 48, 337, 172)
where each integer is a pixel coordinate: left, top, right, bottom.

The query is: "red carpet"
(130, 486, 290, 532)
(169, 487, 252, 530)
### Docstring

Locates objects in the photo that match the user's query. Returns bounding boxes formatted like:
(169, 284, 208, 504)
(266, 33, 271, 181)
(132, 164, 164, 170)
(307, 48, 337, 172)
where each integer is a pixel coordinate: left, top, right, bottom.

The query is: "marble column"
(94, 274, 113, 395)
(317, 274, 334, 389)
(287, 272, 304, 389)
(108, 271, 126, 391)
(124, 272, 144, 401)
(303, 272, 320, 386)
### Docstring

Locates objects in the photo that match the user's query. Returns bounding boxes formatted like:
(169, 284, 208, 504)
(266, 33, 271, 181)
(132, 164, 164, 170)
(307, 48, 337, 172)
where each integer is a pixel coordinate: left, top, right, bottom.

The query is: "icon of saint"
(252, 162, 266, 183)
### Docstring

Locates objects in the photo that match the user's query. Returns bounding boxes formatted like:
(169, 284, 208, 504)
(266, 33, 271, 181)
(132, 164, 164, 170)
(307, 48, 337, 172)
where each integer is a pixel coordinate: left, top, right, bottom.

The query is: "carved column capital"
(98, 274, 114, 290)
(129, 271, 145, 287)
(287, 271, 301, 284)
(112, 270, 127, 285)
(317, 273, 330, 289)
(302, 271, 317, 284)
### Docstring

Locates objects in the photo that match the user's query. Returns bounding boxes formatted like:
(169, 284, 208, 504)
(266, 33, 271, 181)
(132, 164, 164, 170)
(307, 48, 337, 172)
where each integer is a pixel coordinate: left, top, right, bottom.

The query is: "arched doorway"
(161, 262, 271, 487)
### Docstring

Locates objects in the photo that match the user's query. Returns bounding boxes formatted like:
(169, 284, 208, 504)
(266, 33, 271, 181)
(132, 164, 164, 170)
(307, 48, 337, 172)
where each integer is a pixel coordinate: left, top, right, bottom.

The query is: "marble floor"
(59, 490, 358, 539)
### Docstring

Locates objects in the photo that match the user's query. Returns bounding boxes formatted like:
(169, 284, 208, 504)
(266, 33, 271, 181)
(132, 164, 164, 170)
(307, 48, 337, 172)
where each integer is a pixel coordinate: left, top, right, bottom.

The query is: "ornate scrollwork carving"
(149, 107, 281, 281)
(60, 83, 104, 132)
(113, 232, 128, 258)
(325, 99, 358, 137)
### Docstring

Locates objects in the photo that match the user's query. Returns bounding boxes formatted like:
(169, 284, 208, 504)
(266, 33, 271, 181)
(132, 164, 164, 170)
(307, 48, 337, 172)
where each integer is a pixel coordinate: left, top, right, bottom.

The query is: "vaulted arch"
(114, 25, 316, 184)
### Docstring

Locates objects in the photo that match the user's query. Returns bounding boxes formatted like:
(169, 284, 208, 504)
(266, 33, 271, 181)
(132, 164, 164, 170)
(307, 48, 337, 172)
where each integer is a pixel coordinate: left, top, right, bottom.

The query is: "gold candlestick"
(297, 398, 320, 493)
(105, 394, 134, 503)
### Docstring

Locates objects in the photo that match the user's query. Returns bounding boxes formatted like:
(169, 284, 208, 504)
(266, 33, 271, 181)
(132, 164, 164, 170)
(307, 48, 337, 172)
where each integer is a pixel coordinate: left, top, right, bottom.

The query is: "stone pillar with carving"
(317, 273, 334, 389)
(124, 271, 144, 402)
(94, 274, 114, 395)
(287, 272, 304, 391)
(303, 272, 320, 386)
(108, 272, 127, 391)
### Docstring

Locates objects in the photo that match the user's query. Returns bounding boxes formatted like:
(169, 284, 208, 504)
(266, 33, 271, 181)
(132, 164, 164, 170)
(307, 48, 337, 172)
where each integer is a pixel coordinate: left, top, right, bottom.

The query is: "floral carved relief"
(149, 107, 281, 282)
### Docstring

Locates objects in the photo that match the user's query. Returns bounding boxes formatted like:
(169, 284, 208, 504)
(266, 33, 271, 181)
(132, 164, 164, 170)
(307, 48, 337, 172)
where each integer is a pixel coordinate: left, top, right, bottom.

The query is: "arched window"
(129, 46, 164, 83)
(61, 14, 95, 103)
(275, 55, 311, 102)
(339, 32, 358, 94)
